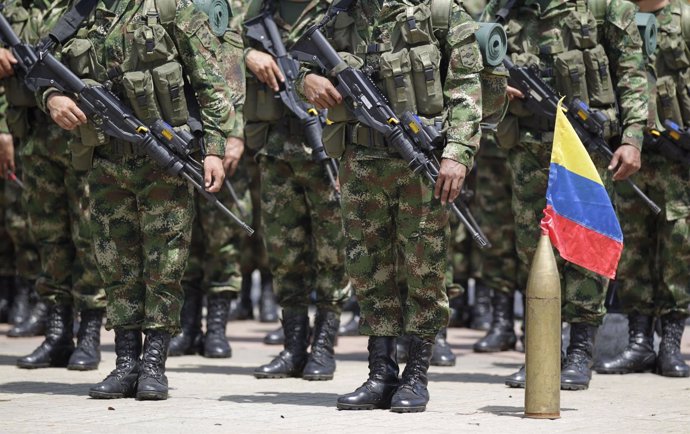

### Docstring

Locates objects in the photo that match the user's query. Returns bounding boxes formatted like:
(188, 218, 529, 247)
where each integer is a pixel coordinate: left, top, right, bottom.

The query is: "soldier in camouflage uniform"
(44, 0, 239, 400)
(595, 0, 690, 378)
(0, 92, 18, 324)
(304, 0, 483, 412)
(169, 22, 248, 359)
(482, 0, 649, 390)
(243, 0, 348, 382)
(0, 0, 108, 372)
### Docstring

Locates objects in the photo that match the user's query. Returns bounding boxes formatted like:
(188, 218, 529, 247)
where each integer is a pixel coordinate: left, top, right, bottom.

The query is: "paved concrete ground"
(1, 315, 689, 433)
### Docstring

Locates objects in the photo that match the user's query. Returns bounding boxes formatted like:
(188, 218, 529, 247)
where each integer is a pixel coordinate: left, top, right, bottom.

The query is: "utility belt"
(93, 140, 148, 160)
(348, 124, 387, 148)
(517, 105, 620, 140)
(271, 114, 304, 138)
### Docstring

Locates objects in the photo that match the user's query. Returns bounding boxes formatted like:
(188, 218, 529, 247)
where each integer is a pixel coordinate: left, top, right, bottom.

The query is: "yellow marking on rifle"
(409, 121, 420, 134)
(136, 126, 149, 133)
(308, 108, 318, 116)
(388, 118, 399, 125)
(325, 118, 334, 125)
(577, 110, 587, 121)
(671, 131, 681, 140)
(162, 129, 174, 140)
(650, 129, 661, 137)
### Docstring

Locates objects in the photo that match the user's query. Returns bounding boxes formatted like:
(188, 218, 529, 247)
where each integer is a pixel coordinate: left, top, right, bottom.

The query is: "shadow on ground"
(429, 372, 510, 384)
(478, 405, 577, 418)
(219, 391, 339, 407)
(167, 365, 256, 376)
(0, 355, 20, 366)
(0, 381, 91, 396)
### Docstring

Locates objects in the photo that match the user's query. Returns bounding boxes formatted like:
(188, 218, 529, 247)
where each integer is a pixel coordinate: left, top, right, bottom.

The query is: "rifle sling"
(47, 0, 101, 45)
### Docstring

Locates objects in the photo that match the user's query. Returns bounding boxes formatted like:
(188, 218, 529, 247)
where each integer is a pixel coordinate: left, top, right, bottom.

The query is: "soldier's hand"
(0, 133, 15, 177)
(608, 144, 641, 181)
(506, 85, 524, 101)
(435, 158, 467, 205)
(304, 73, 342, 109)
(0, 48, 17, 79)
(47, 94, 87, 131)
(223, 136, 244, 176)
(204, 154, 225, 193)
(245, 49, 284, 92)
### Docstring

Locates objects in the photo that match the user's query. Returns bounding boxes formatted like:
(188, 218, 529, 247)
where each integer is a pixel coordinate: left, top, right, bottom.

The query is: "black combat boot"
(594, 313, 656, 374)
(231, 273, 254, 320)
(0, 276, 14, 323)
(390, 335, 434, 413)
(656, 313, 690, 377)
(264, 325, 285, 345)
(9, 277, 32, 325)
(17, 304, 74, 368)
(168, 286, 203, 356)
(136, 329, 172, 400)
(396, 335, 410, 364)
(7, 300, 47, 337)
(470, 284, 492, 331)
(560, 323, 597, 390)
(337, 336, 399, 410)
(254, 312, 309, 378)
(204, 293, 232, 358)
(303, 310, 340, 381)
(473, 292, 517, 352)
(259, 272, 278, 323)
(89, 329, 142, 399)
(505, 365, 526, 388)
(430, 328, 456, 366)
(67, 309, 103, 370)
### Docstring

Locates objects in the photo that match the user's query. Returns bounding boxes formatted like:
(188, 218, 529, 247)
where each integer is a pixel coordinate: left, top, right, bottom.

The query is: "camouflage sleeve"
(221, 30, 246, 139)
(0, 88, 8, 133)
(603, 0, 648, 151)
(174, 2, 235, 156)
(479, 0, 502, 23)
(440, 5, 483, 168)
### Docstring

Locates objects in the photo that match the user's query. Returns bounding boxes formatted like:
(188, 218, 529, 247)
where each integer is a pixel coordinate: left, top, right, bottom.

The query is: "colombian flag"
(540, 101, 623, 279)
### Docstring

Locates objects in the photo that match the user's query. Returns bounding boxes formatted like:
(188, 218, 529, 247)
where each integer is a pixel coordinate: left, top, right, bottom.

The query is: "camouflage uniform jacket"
(483, 0, 648, 151)
(321, 0, 483, 168)
(45, 0, 237, 156)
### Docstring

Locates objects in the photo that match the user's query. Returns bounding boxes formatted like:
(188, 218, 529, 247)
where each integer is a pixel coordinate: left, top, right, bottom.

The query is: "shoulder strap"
(45, 0, 100, 46)
(154, 0, 177, 25)
(430, 0, 453, 33)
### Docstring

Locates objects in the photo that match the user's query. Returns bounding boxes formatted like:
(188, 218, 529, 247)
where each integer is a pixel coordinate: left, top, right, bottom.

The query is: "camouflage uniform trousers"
(184, 161, 251, 296)
(3, 151, 39, 280)
(507, 134, 610, 326)
(470, 136, 525, 296)
(614, 153, 690, 317)
(89, 149, 193, 333)
(446, 216, 469, 296)
(21, 129, 105, 311)
(341, 144, 450, 338)
(258, 153, 348, 315)
(0, 181, 15, 277)
(239, 152, 269, 274)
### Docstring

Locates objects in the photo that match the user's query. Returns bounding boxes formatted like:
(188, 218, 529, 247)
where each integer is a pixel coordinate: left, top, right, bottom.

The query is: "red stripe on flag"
(541, 206, 622, 279)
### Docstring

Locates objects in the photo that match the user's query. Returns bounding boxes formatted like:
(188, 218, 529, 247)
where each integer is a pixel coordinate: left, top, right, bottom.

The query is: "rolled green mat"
(475, 23, 508, 67)
(194, 0, 231, 37)
(636, 12, 658, 57)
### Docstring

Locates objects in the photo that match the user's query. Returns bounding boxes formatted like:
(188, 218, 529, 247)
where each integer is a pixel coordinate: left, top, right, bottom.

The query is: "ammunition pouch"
(131, 23, 178, 68)
(244, 75, 285, 122)
(244, 121, 270, 151)
(379, 48, 417, 114)
(151, 61, 189, 126)
(4, 76, 37, 108)
(122, 70, 162, 125)
(554, 50, 589, 105)
(657, 75, 683, 125)
(6, 107, 29, 139)
(61, 37, 105, 78)
(583, 45, 616, 106)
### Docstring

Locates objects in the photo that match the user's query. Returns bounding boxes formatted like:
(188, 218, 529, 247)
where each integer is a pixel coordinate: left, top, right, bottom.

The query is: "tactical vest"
(319, 0, 470, 156)
(651, 0, 690, 129)
(2, 0, 60, 138)
(243, 0, 318, 151)
(58, 0, 193, 167)
(505, 0, 620, 138)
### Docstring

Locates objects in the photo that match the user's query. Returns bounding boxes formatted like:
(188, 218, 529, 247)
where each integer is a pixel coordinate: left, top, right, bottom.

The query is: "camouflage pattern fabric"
(0, 181, 14, 277)
(341, 145, 450, 338)
(469, 134, 525, 295)
(259, 153, 347, 315)
(239, 152, 270, 274)
(20, 112, 105, 311)
(90, 153, 194, 333)
(614, 1, 690, 318)
(483, 0, 649, 325)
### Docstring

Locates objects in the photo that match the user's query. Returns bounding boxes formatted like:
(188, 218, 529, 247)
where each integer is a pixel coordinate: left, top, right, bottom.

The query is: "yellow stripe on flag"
(550, 99, 604, 186)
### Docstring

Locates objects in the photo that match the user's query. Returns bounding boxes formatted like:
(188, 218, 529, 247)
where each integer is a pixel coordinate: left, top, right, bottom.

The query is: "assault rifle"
(646, 120, 690, 167)
(0, 10, 254, 234)
(291, 26, 491, 249)
(503, 58, 662, 215)
(244, 10, 340, 201)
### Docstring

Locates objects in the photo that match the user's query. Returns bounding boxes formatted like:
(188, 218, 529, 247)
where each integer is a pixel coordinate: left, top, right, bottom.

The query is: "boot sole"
(473, 344, 516, 353)
(203, 352, 232, 359)
(67, 363, 100, 371)
(302, 374, 334, 381)
(430, 360, 456, 367)
(89, 391, 132, 399)
(390, 405, 426, 413)
(253, 372, 296, 379)
(560, 383, 589, 391)
(595, 368, 653, 375)
(136, 391, 168, 400)
(656, 369, 690, 378)
(504, 381, 525, 389)
(337, 403, 384, 410)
